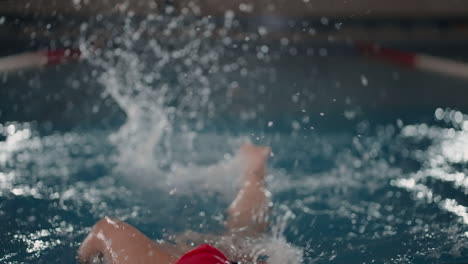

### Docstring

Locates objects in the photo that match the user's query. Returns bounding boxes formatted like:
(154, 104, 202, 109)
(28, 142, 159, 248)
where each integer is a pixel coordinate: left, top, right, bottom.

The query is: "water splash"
(2, 108, 468, 263)
(74, 9, 306, 263)
(393, 108, 468, 228)
(79, 11, 234, 184)
(3, 6, 468, 263)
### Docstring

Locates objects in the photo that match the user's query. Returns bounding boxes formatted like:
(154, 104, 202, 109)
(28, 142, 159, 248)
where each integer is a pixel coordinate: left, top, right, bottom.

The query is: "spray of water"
(77, 8, 306, 263)
(79, 9, 233, 179)
(3, 5, 468, 263)
(2, 107, 468, 262)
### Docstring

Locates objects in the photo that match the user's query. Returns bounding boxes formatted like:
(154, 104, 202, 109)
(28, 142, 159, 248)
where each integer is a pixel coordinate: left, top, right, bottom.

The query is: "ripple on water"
(1, 109, 468, 263)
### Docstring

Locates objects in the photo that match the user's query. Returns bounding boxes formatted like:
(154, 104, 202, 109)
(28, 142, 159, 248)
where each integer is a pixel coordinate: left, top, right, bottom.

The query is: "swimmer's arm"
(226, 143, 271, 236)
(78, 217, 178, 264)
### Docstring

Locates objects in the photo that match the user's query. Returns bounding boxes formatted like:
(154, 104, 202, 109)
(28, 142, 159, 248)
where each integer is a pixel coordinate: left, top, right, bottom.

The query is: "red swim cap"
(176, 244, 230, 264)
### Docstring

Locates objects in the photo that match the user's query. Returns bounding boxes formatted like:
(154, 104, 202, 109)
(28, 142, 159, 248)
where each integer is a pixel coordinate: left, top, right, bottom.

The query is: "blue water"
(1, 14, 468, 262)
(1, 107, 468, 263)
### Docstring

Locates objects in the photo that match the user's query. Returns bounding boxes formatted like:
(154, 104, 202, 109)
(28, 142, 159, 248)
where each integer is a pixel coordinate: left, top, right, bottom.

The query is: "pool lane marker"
(358, 43, 468, 81)
(0, 48, 81, 73)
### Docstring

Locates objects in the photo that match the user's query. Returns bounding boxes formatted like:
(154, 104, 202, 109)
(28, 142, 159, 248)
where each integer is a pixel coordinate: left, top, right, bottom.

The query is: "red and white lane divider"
(0, 49, 81, 73)
(358, 43, 468, 81)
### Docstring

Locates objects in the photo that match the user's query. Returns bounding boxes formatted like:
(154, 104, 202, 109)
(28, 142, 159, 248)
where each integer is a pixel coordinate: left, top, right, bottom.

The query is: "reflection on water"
(393, 108, 468, 228)
(1, 108, 468, 263)
(2, 3, 468, 263)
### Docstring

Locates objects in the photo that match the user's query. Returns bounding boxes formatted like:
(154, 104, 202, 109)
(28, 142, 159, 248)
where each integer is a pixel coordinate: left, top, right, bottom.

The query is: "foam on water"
(2, 8, 468, 263)
(393, 108, 468, 227)
(78, 9, 305, 263)
(1, 109, 468, 262)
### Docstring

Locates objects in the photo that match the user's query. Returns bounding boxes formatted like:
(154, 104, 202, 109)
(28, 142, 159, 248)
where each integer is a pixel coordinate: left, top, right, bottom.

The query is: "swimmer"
(78, 142, 271, 264)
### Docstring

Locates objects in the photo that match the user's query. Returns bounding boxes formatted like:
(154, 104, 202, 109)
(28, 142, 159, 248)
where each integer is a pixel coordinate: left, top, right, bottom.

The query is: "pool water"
(1, 14, 468, 264)
(1, 107, 468, 263)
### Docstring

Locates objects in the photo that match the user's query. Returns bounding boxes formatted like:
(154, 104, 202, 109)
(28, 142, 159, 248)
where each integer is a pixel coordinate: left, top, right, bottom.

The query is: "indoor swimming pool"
(1, 13, 468, 264)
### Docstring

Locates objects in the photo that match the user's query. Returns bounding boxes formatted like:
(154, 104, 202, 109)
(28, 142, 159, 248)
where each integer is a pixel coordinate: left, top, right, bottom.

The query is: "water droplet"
(453, 111, 463, 123)
(318, 48, 327, 56)
(320, 17, 329, 25)
(434, 108, 444, 120)
(258, 26, 267, 36)
(360, 75, 368, 86)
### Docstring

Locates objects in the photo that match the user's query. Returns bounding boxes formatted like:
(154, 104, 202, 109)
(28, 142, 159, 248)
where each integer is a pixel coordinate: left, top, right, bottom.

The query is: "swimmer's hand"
(240, 142, 270, 178)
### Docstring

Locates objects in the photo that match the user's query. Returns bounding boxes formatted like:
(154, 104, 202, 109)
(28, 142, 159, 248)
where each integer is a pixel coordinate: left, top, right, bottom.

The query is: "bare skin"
(227, 143, 271, 235)
(78, 143, 271, 264)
